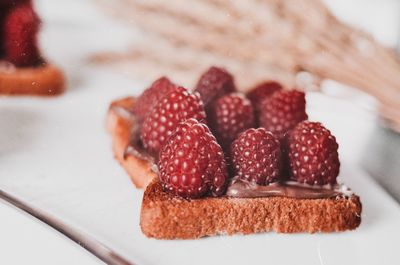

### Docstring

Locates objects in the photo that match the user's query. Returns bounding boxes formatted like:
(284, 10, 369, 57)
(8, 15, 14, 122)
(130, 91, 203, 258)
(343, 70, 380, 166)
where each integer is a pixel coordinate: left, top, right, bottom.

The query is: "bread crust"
(0, 63, 65, 96)
(107, 97, 157, 188)
(141, 179, 362, 239)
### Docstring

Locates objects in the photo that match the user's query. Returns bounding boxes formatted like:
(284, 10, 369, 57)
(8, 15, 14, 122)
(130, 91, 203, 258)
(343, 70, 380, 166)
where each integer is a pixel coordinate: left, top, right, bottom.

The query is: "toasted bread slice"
(107, 97, 157, 188)
(0, 63, 65, 96)
(141, 179, 362, 239)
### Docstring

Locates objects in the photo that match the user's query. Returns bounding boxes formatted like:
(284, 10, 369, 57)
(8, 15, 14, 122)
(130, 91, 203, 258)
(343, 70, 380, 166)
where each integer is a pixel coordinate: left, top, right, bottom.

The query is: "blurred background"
(1, 0, 400, 264)
(37, 0, 400, 198)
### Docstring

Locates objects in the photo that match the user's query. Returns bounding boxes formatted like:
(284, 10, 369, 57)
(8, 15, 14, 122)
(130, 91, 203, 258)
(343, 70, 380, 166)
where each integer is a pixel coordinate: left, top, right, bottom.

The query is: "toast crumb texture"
(141, 179, 362, 239)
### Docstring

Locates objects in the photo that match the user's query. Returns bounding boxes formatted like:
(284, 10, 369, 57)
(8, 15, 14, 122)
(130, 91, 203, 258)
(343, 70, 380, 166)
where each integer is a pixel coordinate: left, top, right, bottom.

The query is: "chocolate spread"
(226, 177, 352, 199)
(111, 104, 155, 164)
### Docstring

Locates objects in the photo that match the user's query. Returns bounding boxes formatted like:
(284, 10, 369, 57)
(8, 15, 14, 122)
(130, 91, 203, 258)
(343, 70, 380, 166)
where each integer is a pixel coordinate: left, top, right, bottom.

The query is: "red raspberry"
(0, 6, 11, 57)
(194, 66, 235, 106)
(0, 0, 30, 5)
(259, 89, 308, 139)
(287, 121, 340, 185)
(132, 77, 176, 121)
(246, 81, 282, 119)
(3, 2, 41, 67)
(158, 118, 228, 198)
(140, 86, 206, 156)
(231, 128, 281, 185)
(208, 93, 255, 150)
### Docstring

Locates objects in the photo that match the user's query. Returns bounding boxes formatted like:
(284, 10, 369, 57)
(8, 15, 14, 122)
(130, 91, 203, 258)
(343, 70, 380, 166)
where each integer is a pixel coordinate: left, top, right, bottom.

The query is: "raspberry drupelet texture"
(140, 86, 206, 157)
(231, 128, 281, 185)
(259, 89, 308, 139)
(246, 81, 282, 120)
(132, 77, 176, 122)
(287, 121, 340, 185)
(3, 2, 41, 67)
(194, 66, 236, 106)
(158, 118, 228, 199)
(208, 93, 255, 150)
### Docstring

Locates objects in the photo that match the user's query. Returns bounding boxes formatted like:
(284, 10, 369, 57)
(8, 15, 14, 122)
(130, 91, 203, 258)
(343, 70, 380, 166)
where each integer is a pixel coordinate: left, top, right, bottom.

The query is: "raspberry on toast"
(108, 71, 362, 240)
(0, 1, 65, 96)
(108, 96, 362, 239)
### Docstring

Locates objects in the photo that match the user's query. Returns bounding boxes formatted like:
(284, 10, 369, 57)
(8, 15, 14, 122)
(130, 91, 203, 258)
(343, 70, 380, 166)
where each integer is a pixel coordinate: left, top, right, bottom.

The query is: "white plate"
(0, 200, 101, 265)
(1, 69, 400, 265)
(1, 1, 400, 264)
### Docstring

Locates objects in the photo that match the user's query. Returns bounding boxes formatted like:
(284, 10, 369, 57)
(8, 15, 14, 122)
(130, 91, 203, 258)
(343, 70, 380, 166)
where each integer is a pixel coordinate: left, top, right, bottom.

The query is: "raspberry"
(194, 66, 235, 106)
(0, 2, 13, 47)
(259, 90, 307, 139)
(0, 6, 10, 58)
(208, 93, 255, 150)
(0, 0, 30, 5)
(132, 77, 176, 121)
(3, 2, 41, 67)
(246, 81, 282, 119)
(286, 121, 340, 185)
(231, 128, 281, 185)
(158, 118, 228, 198)
(140, 86, 206, 157)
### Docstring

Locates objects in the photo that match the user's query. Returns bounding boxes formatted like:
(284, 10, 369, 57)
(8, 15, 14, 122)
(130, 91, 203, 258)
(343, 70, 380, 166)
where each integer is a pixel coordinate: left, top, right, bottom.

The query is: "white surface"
(323, 0, 400, 46)
(1, 93, 400, 265)
(1, 0, 400, 264)
(0, 200, 102, 265)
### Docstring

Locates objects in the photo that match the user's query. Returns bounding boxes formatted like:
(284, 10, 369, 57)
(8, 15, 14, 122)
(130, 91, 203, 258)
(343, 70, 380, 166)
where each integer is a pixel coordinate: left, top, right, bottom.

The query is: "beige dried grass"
(91, 0, 400, 130)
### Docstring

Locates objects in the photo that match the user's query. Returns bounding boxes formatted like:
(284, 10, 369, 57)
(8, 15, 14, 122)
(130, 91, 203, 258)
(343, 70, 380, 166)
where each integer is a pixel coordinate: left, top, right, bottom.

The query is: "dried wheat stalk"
(92, 0, 400, 130)
(91, 35, 297, 89)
